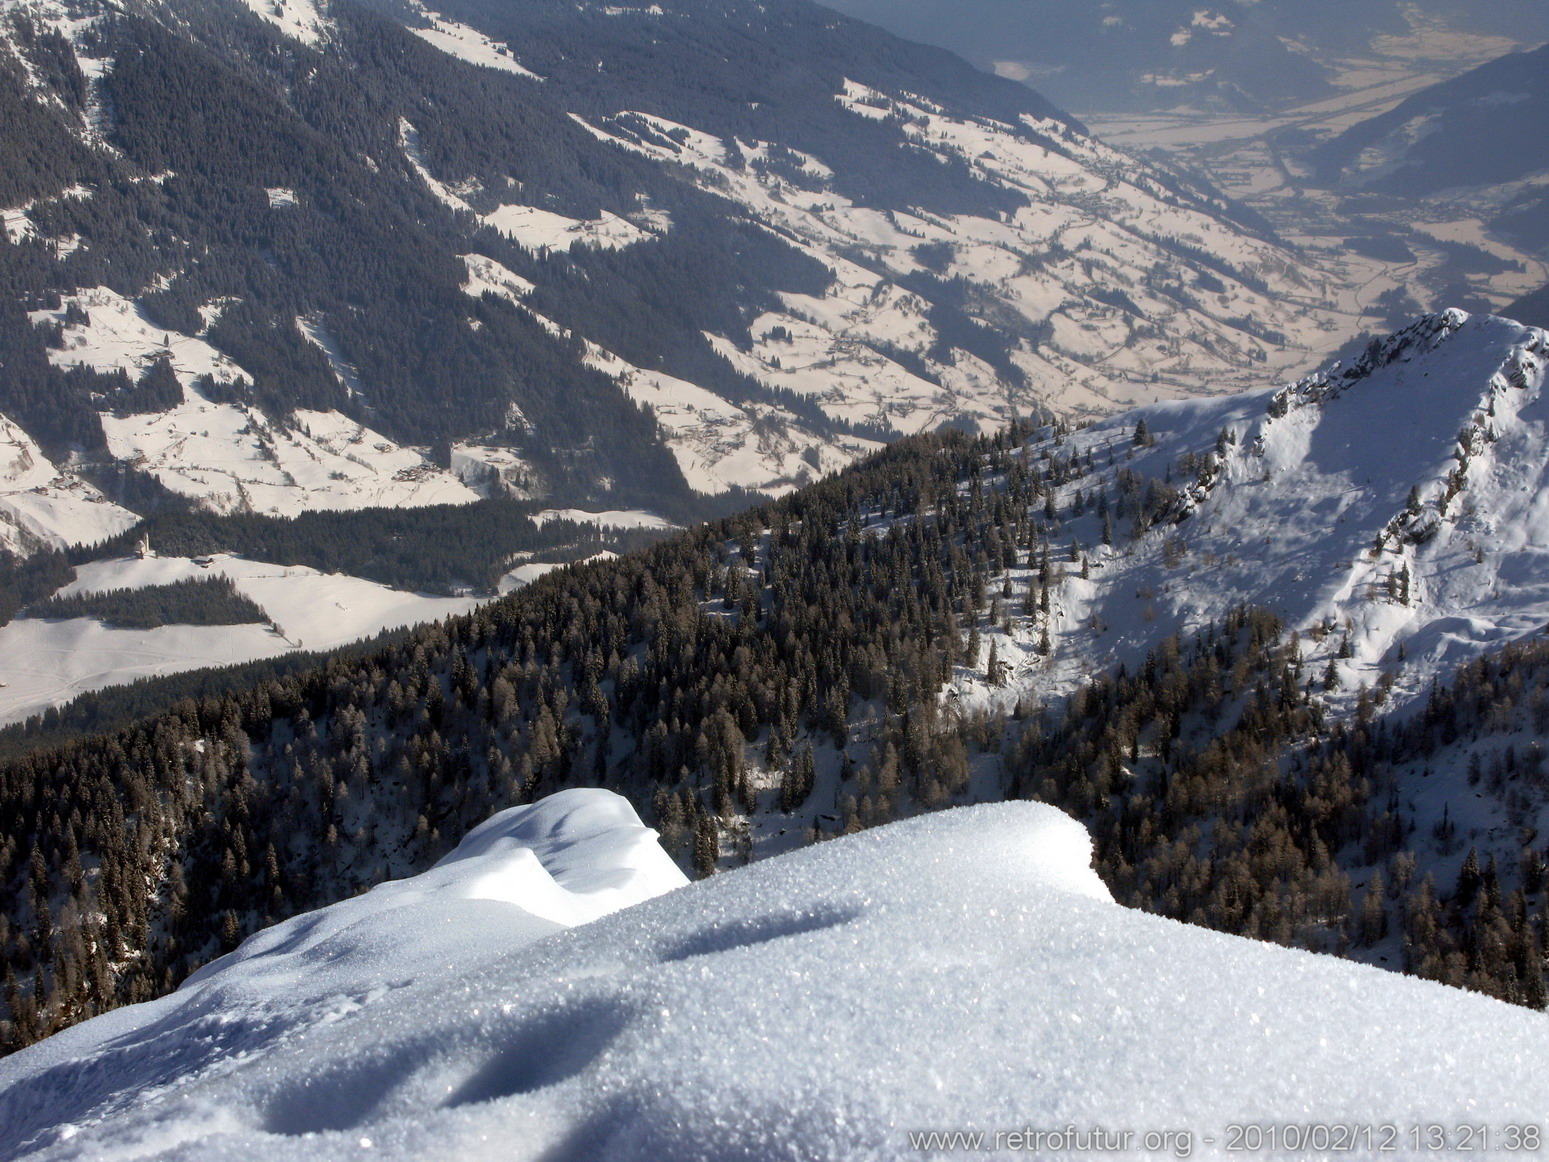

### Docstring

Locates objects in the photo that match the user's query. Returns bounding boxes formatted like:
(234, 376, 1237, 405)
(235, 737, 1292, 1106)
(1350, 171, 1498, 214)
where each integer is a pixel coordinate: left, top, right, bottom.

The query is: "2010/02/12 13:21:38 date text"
(1222, 1123, 1541, 1152)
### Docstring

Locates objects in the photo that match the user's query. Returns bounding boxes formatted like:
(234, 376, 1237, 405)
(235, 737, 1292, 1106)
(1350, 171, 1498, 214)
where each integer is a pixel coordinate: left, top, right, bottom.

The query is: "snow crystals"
(4, 792, 1548, 1160)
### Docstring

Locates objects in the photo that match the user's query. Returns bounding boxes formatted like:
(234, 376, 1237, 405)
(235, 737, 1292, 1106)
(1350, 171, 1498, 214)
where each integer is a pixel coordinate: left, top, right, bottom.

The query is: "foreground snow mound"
(0, 790, 686, 1160)
(5, 795, 1549, 1160)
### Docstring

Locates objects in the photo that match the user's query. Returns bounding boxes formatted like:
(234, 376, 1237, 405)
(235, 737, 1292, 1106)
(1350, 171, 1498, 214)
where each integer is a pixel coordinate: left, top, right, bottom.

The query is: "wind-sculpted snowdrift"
(4, 788, 1548, 1160)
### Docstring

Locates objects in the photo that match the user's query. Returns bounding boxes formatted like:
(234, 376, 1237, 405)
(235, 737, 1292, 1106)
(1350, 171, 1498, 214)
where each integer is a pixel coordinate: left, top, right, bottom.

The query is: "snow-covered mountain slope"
(579, 87, 1336, 426)
(4, 792, 1547, 1161)
(0, 0, 1381, 527)
(1310, 40, 1549, 197)
(0, 553, 484, 726)
(959, 310, 1549, 714)
(28, 288, 479, 517)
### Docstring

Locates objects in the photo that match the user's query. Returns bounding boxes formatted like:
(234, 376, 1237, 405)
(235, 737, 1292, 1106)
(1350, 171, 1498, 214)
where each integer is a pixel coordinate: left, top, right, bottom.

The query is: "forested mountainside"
(1311, 40, 1549, 197)
(5, 309, 1549, 1055)
(1508, 284, 1549, 331)
(0, 0, 1366, 531)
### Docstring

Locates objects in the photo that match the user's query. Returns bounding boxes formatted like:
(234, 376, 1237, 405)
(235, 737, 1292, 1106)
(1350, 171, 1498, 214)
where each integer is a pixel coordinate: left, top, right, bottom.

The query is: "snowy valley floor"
(0, 554, 482, 727)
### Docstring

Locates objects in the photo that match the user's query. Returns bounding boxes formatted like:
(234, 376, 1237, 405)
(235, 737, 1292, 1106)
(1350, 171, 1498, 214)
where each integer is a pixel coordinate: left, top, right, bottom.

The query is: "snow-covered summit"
(4, 790, 1549, 1160)
(982, 309, 1549, 709)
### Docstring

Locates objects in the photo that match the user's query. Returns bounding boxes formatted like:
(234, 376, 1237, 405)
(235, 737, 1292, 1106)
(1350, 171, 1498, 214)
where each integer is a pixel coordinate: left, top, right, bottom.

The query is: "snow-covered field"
(0, 617, 293, 726)
(481, 205, 649, 253)
(458, 254, 534, 304)
(0, 413, 137, 554)
(5, 791, 1547, 1161)
(0, 554, 481, 726)
(28, 289, 480, 517)
(409, 12, 541, 81)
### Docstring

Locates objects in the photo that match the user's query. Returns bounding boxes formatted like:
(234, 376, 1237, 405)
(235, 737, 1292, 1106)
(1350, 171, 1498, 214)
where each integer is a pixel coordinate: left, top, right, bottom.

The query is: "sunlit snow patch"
(460, 253, 534, 305)
(237, 0, 329, 45)
(482, 204, 651, 254)
(410, 13, 542, 81)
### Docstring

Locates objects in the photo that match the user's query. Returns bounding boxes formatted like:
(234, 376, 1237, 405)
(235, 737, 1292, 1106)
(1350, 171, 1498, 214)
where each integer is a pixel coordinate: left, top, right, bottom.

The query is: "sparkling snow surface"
(5, 794, 1549, 1161)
